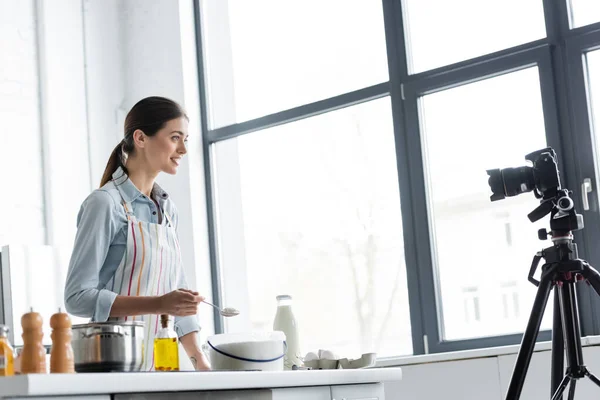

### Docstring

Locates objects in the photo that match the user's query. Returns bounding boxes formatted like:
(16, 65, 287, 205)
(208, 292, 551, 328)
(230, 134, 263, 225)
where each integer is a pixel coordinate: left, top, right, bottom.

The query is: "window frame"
(194, 0, 600, 356)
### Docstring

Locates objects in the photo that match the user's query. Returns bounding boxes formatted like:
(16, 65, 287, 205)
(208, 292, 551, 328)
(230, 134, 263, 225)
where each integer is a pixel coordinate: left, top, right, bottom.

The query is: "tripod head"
(486, 147, 584, 240)
(533, 189, 584, 241)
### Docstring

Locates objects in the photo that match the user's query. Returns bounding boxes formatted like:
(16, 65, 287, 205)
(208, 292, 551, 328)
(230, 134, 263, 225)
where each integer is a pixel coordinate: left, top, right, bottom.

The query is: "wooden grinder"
(20, 309, 47, 374)
(50, 309, 74, 373)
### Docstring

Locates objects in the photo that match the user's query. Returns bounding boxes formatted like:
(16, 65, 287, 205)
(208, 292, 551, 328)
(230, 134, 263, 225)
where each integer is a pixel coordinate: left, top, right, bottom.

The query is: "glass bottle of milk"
(273, 295, 302, 370)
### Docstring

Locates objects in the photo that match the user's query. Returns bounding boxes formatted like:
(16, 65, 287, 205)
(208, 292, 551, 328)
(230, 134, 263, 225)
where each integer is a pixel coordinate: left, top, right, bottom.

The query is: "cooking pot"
(71, 321, 145, 372)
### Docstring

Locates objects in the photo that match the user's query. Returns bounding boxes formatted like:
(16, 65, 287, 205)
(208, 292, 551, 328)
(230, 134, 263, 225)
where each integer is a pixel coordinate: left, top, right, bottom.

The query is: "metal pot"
(71, 321, 145, 372)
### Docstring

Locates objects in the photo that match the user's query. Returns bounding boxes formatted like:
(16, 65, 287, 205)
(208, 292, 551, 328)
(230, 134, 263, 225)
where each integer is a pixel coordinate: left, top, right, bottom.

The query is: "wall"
(81, 0, 215, 345)
(1, 0, 214, 365)
(385, 344, 600, 400)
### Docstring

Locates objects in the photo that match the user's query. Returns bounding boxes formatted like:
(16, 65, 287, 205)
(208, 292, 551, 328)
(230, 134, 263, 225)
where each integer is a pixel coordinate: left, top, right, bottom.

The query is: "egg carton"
(303, 352, 376, 370)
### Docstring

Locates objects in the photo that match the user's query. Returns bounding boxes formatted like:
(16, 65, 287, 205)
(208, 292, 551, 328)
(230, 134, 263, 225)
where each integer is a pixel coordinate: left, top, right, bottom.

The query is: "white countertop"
(0, 367, 402, 398)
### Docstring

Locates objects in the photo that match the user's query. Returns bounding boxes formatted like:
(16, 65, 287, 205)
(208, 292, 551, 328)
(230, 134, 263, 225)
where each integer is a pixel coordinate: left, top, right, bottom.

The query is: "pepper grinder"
(50, 308, 74, 373)
(20, 308, 46, 374)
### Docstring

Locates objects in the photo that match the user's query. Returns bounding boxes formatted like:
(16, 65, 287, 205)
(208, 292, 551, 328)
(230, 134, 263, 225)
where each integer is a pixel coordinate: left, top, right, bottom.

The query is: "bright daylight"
(2, 0, 600, 399)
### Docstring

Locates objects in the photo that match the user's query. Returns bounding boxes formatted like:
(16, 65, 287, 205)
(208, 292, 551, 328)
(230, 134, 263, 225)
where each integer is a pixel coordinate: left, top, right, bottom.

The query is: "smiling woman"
(63, 96, 210, 372)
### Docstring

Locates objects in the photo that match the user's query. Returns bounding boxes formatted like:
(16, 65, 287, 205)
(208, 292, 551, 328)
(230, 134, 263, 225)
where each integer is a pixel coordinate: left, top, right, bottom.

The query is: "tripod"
(505, 191, 600, 399)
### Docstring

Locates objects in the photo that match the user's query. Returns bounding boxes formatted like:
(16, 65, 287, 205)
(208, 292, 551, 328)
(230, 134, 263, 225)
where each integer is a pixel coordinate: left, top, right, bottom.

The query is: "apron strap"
(122, 201, 135, 221)
(163, 210, 174, 228)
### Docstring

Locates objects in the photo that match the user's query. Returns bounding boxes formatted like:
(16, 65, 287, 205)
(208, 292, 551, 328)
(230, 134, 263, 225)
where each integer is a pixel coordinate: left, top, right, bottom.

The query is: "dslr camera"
(486, 147, 583, 233)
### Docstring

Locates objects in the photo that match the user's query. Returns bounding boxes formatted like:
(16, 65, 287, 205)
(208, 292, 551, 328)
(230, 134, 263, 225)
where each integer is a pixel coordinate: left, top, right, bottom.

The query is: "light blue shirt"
(64, 167, 200, 337)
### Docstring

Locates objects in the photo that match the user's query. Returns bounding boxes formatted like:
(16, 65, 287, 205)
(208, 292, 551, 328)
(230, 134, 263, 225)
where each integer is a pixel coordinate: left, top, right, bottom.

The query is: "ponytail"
(99, 142, 128, 187)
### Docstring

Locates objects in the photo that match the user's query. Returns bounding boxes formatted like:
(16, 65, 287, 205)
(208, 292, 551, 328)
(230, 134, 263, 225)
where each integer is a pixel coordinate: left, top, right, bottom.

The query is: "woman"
(64, 96, 211, 371)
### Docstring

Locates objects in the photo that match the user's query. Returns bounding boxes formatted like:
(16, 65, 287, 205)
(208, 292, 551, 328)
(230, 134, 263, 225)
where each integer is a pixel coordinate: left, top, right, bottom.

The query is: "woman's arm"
(109, 290, 202, 318)
(108, 295, 162, 317)
(180, 332, 211, 370)
(64, 191, 120, 321)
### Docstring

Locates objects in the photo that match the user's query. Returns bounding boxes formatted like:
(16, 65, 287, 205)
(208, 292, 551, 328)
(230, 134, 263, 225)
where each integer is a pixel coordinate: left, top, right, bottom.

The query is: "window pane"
(569, 0, 600, 28)
(403, 0, 546, 74)
(587, 49, 600, 179)
(201, 0, 389, 128)
(420, 67, 552, 341)
(213, 98, 412, 357)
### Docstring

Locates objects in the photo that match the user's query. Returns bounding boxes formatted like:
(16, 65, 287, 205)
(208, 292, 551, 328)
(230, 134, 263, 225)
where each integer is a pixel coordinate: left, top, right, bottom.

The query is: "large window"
(197, 0, 600, 357)
(214, 99, 411, 357)
(420, 67, 553, 341)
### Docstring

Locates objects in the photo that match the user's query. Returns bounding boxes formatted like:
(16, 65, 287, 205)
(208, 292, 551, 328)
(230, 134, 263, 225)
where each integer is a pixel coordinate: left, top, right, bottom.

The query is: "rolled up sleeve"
(64, 190, 119, 321)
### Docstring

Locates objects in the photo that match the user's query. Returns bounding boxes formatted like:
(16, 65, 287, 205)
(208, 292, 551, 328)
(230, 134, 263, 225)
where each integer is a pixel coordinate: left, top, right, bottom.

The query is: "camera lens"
(486, 169, 506, 201)
(486, 166, 536, 201)
(502, 166, 536, 196)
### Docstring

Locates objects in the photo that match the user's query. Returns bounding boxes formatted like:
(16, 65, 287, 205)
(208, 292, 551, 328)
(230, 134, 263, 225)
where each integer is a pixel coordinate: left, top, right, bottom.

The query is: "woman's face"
(143, 117, 189, 175)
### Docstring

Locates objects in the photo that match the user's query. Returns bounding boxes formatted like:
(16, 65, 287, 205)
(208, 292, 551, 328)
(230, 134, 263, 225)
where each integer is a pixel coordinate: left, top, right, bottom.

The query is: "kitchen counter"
(0, 367, 402, 399)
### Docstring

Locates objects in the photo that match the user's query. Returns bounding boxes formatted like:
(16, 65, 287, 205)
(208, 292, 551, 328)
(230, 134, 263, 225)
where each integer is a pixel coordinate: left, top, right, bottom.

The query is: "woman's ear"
(132, 129, 147, 148)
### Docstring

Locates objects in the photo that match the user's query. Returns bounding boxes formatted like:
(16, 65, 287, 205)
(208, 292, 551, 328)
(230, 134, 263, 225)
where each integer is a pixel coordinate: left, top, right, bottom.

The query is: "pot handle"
(82, 325, 128, 338)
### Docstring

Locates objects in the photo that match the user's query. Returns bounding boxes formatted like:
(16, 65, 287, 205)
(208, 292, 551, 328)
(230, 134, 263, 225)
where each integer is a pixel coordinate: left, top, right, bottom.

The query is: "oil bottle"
(154, 314, 179, 371)
(0, 325, 14, 376)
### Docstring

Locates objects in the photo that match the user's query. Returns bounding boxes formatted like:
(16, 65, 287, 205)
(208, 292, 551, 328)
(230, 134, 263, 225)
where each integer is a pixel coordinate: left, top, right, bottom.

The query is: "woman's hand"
(159, 289, 204, 316)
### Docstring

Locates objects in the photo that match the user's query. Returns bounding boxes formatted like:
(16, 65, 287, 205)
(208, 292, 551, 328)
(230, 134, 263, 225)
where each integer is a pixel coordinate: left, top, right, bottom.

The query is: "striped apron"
(105, 198, 182, 371)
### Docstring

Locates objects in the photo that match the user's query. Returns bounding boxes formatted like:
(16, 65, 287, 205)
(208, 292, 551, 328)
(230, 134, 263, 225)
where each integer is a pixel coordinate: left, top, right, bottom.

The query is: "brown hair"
(100, 96, 188, 187)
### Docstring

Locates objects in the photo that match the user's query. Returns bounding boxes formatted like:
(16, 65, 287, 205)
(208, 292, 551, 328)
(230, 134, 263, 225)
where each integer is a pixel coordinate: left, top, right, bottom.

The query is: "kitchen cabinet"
(110, 384, 383, 400)
(331, 383, 384, 400)
(0, 369, 399, 400)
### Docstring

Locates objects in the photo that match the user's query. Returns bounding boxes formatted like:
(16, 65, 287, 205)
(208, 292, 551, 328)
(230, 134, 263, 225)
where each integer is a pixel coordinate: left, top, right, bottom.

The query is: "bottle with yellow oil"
(154, 314, 179, 371)
(0, 325, 14, 376)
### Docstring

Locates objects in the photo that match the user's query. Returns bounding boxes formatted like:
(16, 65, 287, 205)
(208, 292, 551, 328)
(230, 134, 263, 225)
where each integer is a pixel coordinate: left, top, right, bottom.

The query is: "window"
(201, 0, 389, 128)
(213, 98, 412, 357)
(402, 0, 545, 73)
(419, 67, 550, 341)
(587, 49, 600, 180)
(569, 0, 600, 29)
(198, 0, 600, 357)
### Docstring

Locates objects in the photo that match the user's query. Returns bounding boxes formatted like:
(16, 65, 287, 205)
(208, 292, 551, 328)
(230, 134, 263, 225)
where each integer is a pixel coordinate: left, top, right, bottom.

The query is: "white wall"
(0, 0, 45, 246)
(385, 344, 600, 400)
(80, 0, 214, 336)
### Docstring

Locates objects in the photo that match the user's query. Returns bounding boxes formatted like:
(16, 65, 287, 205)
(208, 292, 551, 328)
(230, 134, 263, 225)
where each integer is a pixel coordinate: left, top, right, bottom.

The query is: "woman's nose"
(178, 142, 187, 155)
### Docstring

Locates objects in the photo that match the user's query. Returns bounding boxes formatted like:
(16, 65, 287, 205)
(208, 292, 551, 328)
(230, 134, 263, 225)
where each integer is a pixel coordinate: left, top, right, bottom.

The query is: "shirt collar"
(112, 166, 170, 203)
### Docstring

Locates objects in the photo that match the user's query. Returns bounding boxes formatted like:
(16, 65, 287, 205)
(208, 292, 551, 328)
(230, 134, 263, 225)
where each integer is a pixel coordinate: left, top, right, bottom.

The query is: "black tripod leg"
(505, 273, 554, 400)
(551, 292, 564, 399)
(551, 376, 571, 400)
(581, 262, 600, 297)
(566, 379, 576, 400)
(585, 369, 600, 387)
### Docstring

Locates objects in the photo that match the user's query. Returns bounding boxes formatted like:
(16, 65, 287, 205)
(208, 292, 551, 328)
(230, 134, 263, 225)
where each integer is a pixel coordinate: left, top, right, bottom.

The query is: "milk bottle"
(273, 295, 302, 370)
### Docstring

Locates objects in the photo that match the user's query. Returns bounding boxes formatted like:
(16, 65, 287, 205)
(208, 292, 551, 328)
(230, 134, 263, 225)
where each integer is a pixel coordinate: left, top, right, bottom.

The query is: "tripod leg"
(506, 272, 554, 400)
(580, 262, 600, 297)
(557, 281, 584, 371)
(551, 292, 564, 399)
(551, 376, 571, 400)
(566, 379, 576, 400)
(585, 369, 600, 387)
